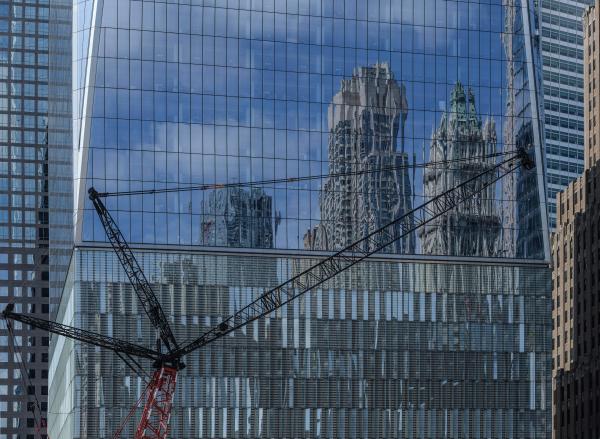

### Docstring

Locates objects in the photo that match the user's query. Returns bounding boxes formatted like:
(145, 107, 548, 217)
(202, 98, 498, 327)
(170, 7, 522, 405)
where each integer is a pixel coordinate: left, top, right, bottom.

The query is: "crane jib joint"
(516, 147, 535, 170)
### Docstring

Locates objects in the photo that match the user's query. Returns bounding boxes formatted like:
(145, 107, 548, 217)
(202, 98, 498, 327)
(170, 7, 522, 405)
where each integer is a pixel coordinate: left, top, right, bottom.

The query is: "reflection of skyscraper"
(420, 82, 501, 256)
(308, 64, 414, 254)
(201, 188, 273, 249)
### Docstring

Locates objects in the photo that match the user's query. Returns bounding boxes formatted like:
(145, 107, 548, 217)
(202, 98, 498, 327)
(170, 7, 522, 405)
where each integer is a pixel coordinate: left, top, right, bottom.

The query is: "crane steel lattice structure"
(1, 148, 534, 439)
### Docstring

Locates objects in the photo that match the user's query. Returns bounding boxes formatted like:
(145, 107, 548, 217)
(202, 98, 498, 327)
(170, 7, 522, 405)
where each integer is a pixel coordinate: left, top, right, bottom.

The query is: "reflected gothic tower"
(420, 82, 501, 256)
(307, 63, 414, 254)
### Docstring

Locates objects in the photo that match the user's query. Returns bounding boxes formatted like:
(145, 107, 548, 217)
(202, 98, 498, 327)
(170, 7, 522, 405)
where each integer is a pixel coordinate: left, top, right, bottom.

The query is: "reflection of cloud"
(76, 0, 548, 257)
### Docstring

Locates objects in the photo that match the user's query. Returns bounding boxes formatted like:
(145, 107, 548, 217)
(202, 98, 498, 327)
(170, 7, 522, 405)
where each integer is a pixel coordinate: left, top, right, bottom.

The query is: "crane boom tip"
(1, 303, 14, 319)
(88, 187, 98, 199)
(516, 147, 535, 170)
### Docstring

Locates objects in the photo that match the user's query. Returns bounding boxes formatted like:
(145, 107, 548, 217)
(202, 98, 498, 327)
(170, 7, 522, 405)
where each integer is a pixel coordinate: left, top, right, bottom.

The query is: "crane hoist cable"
(4, 319, 48, 439)
(2, 147, 536, 439)
(111, 380, 152, 439)
(94, 151, 513, 198)
(115, 351, 152, 385)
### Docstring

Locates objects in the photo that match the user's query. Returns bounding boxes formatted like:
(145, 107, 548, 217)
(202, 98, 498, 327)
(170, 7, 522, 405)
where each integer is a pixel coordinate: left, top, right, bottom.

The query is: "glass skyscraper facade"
(50, 1, 552, 438)
(540, 0, 591, 229)
(71, 0, 550, 258)
(0, 1, 54, 437)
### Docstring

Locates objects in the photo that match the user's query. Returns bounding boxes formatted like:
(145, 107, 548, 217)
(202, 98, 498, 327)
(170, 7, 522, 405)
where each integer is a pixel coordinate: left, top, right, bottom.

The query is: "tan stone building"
(553, 3, 600, 438)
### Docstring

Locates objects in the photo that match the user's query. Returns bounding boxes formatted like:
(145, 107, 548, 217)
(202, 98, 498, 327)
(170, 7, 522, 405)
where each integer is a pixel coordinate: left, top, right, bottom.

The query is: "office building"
(306, 63, 414, 254)
(540, 0, 591, 228)
(552, 172, 596, 439)
(49, 2, 552, 438)
(420, 82, 501, 257)
(552, 3, 600, 438)
(0, 0, 61, 437)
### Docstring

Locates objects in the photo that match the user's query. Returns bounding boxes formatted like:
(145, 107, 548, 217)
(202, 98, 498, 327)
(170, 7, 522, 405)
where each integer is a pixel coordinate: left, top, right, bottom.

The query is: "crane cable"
(4, 318, 48, 439)
(95, 151, 514, 198)
(115, 351, 152, 385)
(111, 379, 152, 439)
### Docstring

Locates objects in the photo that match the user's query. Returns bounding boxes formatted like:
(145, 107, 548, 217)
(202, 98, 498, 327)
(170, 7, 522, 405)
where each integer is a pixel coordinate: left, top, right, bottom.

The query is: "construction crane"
(1, 148, 534, 439)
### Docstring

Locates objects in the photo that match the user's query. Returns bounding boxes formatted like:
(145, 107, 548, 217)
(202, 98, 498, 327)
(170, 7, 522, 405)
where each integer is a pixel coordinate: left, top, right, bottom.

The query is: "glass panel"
(73, 0, 548, 260)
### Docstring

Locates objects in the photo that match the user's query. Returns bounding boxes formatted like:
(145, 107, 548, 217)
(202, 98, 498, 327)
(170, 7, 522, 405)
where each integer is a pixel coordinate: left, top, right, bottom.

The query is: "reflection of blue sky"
(82, 1, 540, 251)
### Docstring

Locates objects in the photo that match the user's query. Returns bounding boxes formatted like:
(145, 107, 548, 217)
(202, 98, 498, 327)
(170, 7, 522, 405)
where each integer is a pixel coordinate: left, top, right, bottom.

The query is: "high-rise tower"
(540, 0, 591, 229)
(0, 0, 73, 436)
(552, 3, 600, 439)
(309, 64, 414, 254)
(420, 82, 501, 256)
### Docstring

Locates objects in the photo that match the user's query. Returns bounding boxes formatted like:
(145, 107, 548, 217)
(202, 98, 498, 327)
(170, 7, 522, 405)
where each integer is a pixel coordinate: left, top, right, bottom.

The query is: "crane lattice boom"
(2, 148, 533, 439)
(88, 188, 180, 356)
(1, 304, 162, 362)
(168, 149, 530, 360)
